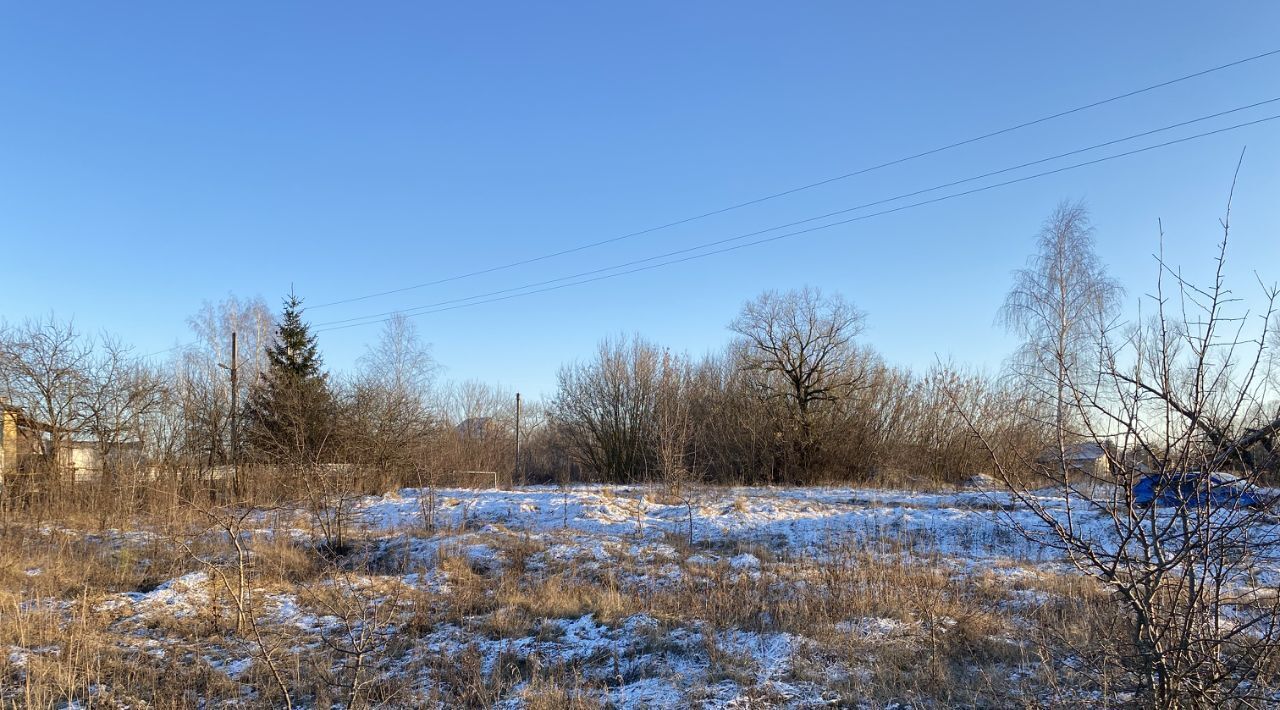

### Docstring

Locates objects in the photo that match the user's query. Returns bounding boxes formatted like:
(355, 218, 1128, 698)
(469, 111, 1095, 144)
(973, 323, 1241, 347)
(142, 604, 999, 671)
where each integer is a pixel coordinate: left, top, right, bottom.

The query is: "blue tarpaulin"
(1132, 472, 1262, 508)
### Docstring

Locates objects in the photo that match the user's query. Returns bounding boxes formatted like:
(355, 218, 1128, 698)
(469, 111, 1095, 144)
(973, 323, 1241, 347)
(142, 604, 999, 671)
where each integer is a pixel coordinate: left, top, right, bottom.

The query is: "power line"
(308, 47, 1280, 311)
(130, 343, 190, 362)
(313, 108, 1280, 333)
(311, 97, 1278, 328)
(316, 113, 1280, 333)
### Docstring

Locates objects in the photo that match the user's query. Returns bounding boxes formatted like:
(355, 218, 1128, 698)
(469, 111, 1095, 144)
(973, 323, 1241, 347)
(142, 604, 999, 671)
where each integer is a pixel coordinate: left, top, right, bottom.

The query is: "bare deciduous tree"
(175, 295, 274, 488)
(79, 336, 169, 520)
(970, 176, 1280, 705)
(0, 315, 93, 495)
(730, 287, 869, 482)
(345, 313, 437, 489)
(437, 379, 518, 484)
(999, 201, 1123, 437)
(301, 569, 404, 708)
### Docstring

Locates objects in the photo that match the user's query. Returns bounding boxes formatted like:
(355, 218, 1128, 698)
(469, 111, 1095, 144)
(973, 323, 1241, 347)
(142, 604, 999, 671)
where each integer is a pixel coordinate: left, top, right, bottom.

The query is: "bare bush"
(971, 177, 1280, 705)
(551, 335, 660, 483)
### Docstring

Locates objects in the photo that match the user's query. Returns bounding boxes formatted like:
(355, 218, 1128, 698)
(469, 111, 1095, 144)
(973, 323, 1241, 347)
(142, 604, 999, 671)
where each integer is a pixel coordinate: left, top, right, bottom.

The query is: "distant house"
(2, 403, 142, 484)
(1036, 441, 1115, 479)
(456, 417, 500, 440)
(66, 438, 146, 482)
(65, 440, 113, 482)
(1, 403, 50, 479)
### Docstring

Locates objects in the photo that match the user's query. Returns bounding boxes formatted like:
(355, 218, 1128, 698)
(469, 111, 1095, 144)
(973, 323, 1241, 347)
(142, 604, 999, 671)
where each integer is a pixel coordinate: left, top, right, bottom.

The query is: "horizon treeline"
(0, 281, 1043, 506)
(2, 201, 1278, 514)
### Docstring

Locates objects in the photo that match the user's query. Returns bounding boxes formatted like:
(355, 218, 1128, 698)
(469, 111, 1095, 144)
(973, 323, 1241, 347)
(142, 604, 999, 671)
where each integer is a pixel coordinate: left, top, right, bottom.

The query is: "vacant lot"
(3, 484, 1276, 708)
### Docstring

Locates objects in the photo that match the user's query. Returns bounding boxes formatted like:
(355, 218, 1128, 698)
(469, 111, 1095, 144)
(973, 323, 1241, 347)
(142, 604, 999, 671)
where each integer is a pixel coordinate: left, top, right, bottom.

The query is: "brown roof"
(1, 404, 53, 432)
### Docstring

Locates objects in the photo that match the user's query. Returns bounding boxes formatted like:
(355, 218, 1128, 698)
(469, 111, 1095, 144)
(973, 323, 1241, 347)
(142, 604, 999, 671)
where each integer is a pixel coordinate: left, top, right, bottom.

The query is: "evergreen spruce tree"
(244, 291, 335, 469)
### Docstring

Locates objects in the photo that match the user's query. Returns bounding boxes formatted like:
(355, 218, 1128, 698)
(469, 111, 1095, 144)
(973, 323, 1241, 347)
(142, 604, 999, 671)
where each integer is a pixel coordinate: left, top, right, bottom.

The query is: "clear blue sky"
(3, 3, 1278, 398)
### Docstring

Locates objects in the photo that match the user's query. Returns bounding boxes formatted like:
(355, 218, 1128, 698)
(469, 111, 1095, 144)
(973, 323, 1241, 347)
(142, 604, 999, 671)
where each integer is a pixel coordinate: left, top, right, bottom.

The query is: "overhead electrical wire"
(311, 109, 1280, 334)
(128, 49, 1280, 357)
(312, 98, 1280, 329)
(307, 47, 1280, 311)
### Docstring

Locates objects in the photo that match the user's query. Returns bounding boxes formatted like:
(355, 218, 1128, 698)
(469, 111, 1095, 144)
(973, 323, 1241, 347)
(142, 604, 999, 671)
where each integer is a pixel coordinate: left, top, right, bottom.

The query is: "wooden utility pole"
(220, 331, 241, 498)
(514, 392, 522, 487)
(230, 331, 240, 498)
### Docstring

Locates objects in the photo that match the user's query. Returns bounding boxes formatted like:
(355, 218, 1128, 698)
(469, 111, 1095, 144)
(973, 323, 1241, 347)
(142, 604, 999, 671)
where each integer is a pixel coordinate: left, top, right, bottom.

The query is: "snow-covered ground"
(355, 485, 1043, 558)
(6, 484, 1279, 707)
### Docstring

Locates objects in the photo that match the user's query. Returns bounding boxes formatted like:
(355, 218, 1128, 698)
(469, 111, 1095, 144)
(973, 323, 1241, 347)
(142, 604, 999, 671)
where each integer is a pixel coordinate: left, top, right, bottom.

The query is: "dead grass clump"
(702, 630, 759, 685)
(489, 530, 547, 575)
(1, 612, 243, 709)
(435, 548, 498, 620)
(401, 586, 445, 636)
(251, 535, 325, 584)
(0, 526, 193, 602)
(520, 676, 605, 710)
(496, 574, 632, 628)
(480, 605, 539, 639)
(417, 644, 509, 707)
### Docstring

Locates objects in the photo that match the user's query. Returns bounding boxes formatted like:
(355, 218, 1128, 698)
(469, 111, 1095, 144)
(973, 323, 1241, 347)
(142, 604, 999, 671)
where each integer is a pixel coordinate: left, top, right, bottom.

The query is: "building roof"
(456, 416, 497, 438)
(1, 403, 52, 432)
(1037, 442, 1109, 464)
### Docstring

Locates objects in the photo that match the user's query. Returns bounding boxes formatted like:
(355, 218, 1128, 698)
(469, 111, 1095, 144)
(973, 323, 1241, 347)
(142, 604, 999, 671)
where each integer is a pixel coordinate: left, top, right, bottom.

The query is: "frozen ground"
(5, 483, 1279, 707)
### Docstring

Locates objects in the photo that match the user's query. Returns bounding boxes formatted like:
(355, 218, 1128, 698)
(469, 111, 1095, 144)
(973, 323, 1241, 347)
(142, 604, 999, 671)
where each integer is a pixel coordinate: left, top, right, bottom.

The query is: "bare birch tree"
(999, 201, 1123, 440)
(970, 175, 1280, 705)
(345, 313, 437, 489)
(177, 295, 274, 486)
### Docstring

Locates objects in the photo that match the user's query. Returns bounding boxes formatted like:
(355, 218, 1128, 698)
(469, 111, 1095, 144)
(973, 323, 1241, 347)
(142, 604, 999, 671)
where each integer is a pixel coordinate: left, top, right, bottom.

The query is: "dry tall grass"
(0, 490, 1130, 708)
